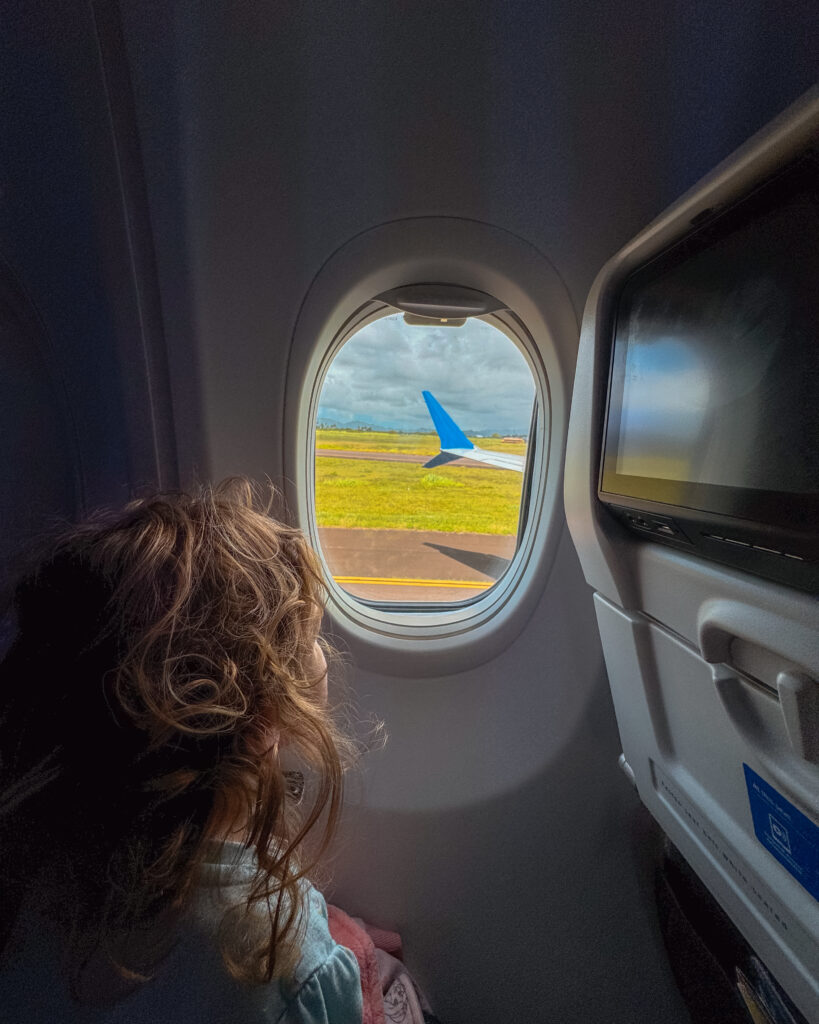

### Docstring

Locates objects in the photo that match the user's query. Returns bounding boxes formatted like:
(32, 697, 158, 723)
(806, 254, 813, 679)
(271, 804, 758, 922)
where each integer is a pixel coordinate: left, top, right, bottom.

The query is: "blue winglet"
(422, 391, 474, 450)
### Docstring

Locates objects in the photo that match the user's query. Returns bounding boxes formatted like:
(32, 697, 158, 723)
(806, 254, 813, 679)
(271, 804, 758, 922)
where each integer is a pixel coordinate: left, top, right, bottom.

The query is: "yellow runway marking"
(333, 575, 492, 590)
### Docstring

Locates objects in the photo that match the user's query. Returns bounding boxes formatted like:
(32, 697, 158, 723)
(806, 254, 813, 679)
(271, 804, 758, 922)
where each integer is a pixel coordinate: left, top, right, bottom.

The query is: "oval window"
(313, 309, 539, 606)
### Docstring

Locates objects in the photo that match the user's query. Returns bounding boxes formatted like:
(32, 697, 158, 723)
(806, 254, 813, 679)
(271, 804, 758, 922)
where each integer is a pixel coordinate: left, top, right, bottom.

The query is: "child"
(0, 479, 364, 1022)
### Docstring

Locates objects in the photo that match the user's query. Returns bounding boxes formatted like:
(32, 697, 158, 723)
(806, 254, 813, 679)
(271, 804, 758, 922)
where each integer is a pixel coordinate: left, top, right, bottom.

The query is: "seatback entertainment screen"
(601, 155, 819, 535)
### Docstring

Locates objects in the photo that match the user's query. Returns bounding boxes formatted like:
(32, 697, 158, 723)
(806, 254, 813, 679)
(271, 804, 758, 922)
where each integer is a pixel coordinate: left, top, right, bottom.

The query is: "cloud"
(318, 314, 536, 434)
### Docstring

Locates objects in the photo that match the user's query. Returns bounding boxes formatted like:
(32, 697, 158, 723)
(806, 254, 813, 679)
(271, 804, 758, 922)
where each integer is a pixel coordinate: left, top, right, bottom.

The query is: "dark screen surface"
(602, 156, 819, 529)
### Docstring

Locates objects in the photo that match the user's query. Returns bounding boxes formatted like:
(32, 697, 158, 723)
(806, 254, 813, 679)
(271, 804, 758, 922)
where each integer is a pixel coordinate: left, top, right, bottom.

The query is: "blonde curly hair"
(0, 478, 354, 990)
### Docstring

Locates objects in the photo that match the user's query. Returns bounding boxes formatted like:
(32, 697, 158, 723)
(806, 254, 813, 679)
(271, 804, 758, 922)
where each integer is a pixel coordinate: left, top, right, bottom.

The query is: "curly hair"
(0, 478, 354, 991)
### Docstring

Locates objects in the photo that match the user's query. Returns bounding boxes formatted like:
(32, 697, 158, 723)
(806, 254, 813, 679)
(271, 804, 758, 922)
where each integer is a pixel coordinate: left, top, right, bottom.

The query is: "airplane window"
(314, 312, 537, 606)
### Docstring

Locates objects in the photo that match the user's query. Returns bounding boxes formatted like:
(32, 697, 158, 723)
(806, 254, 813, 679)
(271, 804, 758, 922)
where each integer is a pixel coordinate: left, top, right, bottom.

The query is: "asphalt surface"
(316, 449, 482, 467)
(317, 527, 517, 602)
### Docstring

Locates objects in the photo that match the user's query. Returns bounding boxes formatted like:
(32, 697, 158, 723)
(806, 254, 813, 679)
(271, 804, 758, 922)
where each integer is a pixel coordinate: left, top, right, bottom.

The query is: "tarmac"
(316, 449, 483, 468)
(317, 526, 517, 602)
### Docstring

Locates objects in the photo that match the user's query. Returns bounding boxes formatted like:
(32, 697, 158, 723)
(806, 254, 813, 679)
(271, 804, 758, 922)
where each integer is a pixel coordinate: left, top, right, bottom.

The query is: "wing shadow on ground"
(423, 542, 511, 581)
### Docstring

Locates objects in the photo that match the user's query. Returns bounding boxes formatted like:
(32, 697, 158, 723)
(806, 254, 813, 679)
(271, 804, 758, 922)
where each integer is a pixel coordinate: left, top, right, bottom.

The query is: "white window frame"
(284, 218, 578, 675)
(310, 303, 547, 615)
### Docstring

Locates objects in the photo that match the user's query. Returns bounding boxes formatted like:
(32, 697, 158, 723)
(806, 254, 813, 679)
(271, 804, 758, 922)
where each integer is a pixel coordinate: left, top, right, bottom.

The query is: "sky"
(317, 314, 536, 435)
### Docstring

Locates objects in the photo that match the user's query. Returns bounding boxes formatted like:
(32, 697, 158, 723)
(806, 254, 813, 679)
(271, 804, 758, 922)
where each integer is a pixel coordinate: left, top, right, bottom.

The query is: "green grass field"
(315, 430, 525, 534)
(316, 429, 526, 456)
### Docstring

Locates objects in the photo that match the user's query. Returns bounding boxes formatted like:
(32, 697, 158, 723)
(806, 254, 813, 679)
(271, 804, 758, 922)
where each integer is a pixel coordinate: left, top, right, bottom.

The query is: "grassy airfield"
(316, 429, 526, 457)
(315, 429, 525, 534)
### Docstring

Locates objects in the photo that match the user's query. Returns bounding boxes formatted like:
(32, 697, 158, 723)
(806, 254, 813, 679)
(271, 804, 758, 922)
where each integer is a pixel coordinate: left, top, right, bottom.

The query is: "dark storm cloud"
(317, 315, 536, 434)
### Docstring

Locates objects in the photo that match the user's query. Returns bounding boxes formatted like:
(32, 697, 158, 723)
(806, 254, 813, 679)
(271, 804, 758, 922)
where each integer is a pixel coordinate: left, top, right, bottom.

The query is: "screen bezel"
(599, 153, 819, 534)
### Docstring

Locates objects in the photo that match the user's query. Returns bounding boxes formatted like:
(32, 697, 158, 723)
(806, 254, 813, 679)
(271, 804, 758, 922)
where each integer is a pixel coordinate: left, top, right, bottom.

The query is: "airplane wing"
(421, 391, 525, 473)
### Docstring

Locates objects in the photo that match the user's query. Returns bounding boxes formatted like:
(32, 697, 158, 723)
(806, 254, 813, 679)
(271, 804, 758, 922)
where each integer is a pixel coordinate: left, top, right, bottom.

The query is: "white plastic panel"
(284, 217, 577, 674)
(566, 89, 819, 1023)
(595, 596, 819, 1017)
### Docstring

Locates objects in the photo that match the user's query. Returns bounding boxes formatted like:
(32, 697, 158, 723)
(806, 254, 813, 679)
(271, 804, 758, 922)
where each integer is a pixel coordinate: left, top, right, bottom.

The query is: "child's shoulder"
(194, 841, 363, 1022)
(284, 888, 363, 1022)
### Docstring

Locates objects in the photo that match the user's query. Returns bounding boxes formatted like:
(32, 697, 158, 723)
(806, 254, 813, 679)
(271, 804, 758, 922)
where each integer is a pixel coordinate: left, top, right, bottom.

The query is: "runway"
(316, 448, 481, 467)
(318, 526, 516, 602)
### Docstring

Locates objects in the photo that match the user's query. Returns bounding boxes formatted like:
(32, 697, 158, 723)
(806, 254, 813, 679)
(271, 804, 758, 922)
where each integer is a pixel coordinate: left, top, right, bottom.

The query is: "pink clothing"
(326, 906, 385, 1024)
(358, 921, 403, 961)
(327, 907, 435, 1024)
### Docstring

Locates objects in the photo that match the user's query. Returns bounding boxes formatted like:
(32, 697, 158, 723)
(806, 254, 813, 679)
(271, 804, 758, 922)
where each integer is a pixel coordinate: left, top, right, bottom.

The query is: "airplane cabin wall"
(0, 0, 178, 642)
(1, 1, 817, 1021)
(118, 5, 816, 1021)
(120, 0, 819, 487)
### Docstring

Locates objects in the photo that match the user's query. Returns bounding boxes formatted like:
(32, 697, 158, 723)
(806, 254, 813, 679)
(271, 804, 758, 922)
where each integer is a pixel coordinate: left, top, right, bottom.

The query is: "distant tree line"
(317, 421, 525, 438)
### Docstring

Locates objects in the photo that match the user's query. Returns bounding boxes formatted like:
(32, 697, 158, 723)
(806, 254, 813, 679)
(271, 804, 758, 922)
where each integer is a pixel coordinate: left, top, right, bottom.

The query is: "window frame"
(306, 300, 550, 629)
(283, 217, 577, 675)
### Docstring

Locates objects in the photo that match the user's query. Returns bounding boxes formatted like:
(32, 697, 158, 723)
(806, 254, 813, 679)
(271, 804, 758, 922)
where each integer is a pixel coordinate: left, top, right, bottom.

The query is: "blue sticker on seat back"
(744, 764, 819, 903)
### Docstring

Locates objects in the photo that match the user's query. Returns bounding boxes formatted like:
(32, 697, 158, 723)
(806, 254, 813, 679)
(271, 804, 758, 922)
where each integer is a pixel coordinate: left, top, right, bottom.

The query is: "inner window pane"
(315, 313, 535, 604)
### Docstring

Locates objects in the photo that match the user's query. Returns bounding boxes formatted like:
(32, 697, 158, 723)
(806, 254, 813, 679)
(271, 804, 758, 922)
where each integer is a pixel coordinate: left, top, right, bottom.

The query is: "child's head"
(0, 478, 349, 985)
